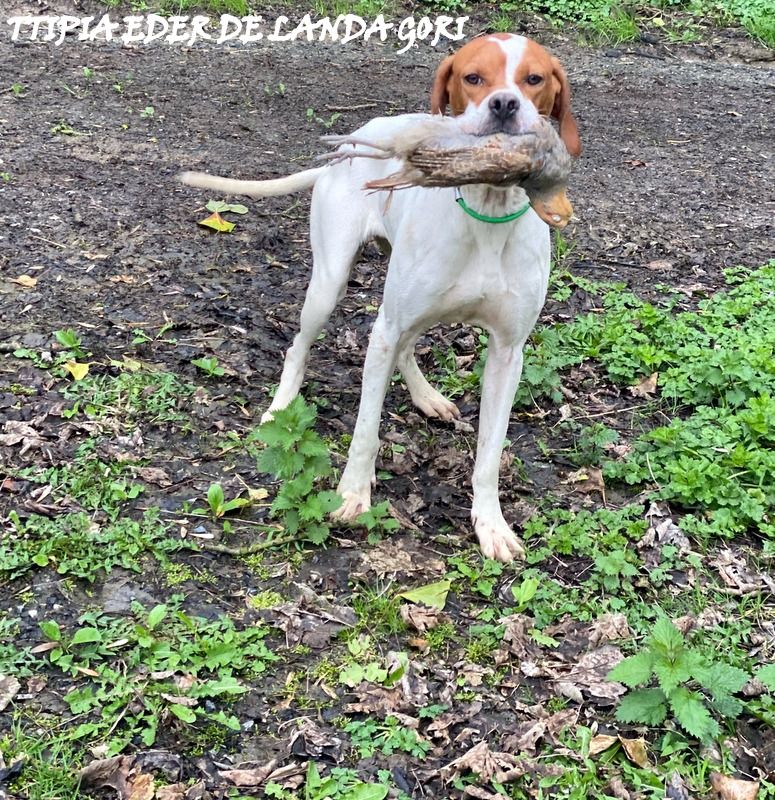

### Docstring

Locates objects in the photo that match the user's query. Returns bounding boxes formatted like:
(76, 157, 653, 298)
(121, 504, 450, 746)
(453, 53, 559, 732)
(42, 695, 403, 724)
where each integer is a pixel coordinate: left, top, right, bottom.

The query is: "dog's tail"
(177, 166, 326, 198)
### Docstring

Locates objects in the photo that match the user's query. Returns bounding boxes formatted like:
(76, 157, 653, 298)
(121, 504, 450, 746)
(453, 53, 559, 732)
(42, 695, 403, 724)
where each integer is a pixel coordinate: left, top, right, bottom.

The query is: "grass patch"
(516, 262, 775, 408)
(504, 0, 774, 46)
(607, 396, 775, 540)
(62, 368, 194, 427)
(0, 510, 186, 582)
(0, 724, 83, 800)
(36, 598, 277, 754)
(494, 263, 775, 545)
(90, 0, 774, 46)
(18, 443, 145, 520)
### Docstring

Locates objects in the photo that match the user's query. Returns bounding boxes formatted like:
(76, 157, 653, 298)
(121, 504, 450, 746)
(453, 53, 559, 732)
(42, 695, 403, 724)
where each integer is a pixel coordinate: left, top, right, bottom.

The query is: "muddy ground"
(0, 0, 774, 797)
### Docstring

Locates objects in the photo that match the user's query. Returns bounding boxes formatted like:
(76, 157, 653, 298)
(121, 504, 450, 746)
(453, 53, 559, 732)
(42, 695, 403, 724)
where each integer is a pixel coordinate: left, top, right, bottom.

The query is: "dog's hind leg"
(263, 188, 365, 422)
(396, 343, 461, 422)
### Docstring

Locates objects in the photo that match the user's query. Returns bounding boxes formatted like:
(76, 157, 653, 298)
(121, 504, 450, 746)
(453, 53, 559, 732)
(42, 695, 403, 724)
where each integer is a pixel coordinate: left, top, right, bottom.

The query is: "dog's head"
(430, 34, 581, 157)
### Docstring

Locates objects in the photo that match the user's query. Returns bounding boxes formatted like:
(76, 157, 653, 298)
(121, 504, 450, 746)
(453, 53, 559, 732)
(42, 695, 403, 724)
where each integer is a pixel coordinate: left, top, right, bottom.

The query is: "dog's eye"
(525, 74, 544, 86)
(464, 73, 483, 86)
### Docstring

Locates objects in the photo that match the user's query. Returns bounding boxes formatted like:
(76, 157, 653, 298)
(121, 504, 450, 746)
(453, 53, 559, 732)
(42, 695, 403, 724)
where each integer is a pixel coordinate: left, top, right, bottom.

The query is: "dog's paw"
(472, 514, 525, 563)
(260, 409, 275, 424)
(332, 488, 372, 522)
(410, 385, 461, 422)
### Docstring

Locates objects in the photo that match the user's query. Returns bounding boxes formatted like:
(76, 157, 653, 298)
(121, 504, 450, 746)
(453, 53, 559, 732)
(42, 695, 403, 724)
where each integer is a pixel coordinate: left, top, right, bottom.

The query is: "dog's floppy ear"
(550, 57, 581, 158)
(430, 55, 455, 115)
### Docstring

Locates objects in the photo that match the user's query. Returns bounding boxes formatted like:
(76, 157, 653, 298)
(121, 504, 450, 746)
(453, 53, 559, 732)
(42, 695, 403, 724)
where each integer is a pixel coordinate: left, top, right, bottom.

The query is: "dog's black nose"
(488, 92, 520, 123)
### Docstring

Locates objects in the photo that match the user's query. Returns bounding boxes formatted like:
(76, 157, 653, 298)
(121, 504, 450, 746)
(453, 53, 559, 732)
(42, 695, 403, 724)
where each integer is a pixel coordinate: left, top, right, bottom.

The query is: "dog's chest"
(436, 246, 521, 321)
(433, 227, 549, 330)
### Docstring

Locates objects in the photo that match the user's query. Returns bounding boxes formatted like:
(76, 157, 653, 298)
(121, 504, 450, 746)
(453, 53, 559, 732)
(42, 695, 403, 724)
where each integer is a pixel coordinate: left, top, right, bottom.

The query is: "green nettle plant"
(256, 397, 342, 544)
(608, 618, 749, 743)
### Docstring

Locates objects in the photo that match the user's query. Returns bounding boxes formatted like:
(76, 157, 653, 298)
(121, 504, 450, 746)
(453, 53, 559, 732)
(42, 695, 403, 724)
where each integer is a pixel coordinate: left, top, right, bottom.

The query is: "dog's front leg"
(333, 311, 400, 520)
(471, 337, 527, 563)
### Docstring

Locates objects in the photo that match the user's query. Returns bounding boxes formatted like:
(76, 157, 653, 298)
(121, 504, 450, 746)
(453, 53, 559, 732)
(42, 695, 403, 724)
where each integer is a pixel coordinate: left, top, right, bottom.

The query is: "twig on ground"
(325, 102, 380, 112)
(200, 535, 301, 556)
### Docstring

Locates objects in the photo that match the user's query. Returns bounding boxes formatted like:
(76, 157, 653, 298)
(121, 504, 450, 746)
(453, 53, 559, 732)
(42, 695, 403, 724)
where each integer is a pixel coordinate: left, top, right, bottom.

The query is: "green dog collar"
(455, 187, 531, 224)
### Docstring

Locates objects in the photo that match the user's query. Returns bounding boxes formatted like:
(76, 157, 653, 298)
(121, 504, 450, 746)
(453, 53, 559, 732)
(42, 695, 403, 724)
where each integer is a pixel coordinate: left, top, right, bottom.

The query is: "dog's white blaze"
(491, 34, 527, 95)
(491, 34, 541, 128)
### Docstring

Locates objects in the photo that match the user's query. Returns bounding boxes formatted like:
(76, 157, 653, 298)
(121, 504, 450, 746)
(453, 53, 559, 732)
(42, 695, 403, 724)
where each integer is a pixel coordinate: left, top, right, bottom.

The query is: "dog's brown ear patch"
(430, 55, 455, 115)
(550, 57, 581, 158)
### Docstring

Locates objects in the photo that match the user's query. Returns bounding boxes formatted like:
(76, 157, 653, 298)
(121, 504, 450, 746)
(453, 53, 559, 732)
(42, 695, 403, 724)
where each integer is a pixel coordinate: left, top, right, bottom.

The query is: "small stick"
(200, 535, 302, 556)
(325, 102, 381, 112)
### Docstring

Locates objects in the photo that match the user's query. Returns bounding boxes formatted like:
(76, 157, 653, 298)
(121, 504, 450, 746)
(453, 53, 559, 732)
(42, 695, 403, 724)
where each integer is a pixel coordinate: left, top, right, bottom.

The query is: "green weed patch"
(63, 369, 194, 426)
(37, 600, 276, 754)
(0, 510, 186, 582)
(606, 395, 775, 539)
(518, 262, 775, 408)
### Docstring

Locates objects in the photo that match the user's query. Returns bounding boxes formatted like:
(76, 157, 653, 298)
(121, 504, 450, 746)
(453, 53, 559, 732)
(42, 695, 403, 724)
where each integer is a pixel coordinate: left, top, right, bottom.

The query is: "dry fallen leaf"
(0, 421, 45, 454)
(502, 719, 547, 754)
(160, 693, 198, 707)
(0, 675, 21, 712)
(629, 372, 658, 397)
(400, 603, 443, 633)
(31, 641, 59, 654)
(463, 787, 509, 800)
(220, 760, 278, 787)
(79, 756, 155, 800)
(589, 734, 618, 756)
(710, 773, 759, 800)
(133, 467, 172, 487)
(639, 512, 691, 554)
(710, 549, 775, 594)
(427, 705, 481, 745)
(542, 708, 579, 741)
(564, 645, 627, 701)
(289, 721, 346, 761)
(564, 467, 605, 497)
(357, 538, 444, 577)
(441, 740, 525, 784)
(128, 772, 154, 800)
(619, 736, 649, 768)
(11, 274, 38, 288)
(459, 663, 491, 687)
(499, 614, 534, 660)
(588, 613, 630, 646)
(346, 685, 406, 715)
(155, 784, 187, 800)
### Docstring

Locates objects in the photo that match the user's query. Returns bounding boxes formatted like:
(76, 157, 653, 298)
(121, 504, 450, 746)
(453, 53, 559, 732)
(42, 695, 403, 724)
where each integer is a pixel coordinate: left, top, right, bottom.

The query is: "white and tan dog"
(181, 34, 581, 562)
